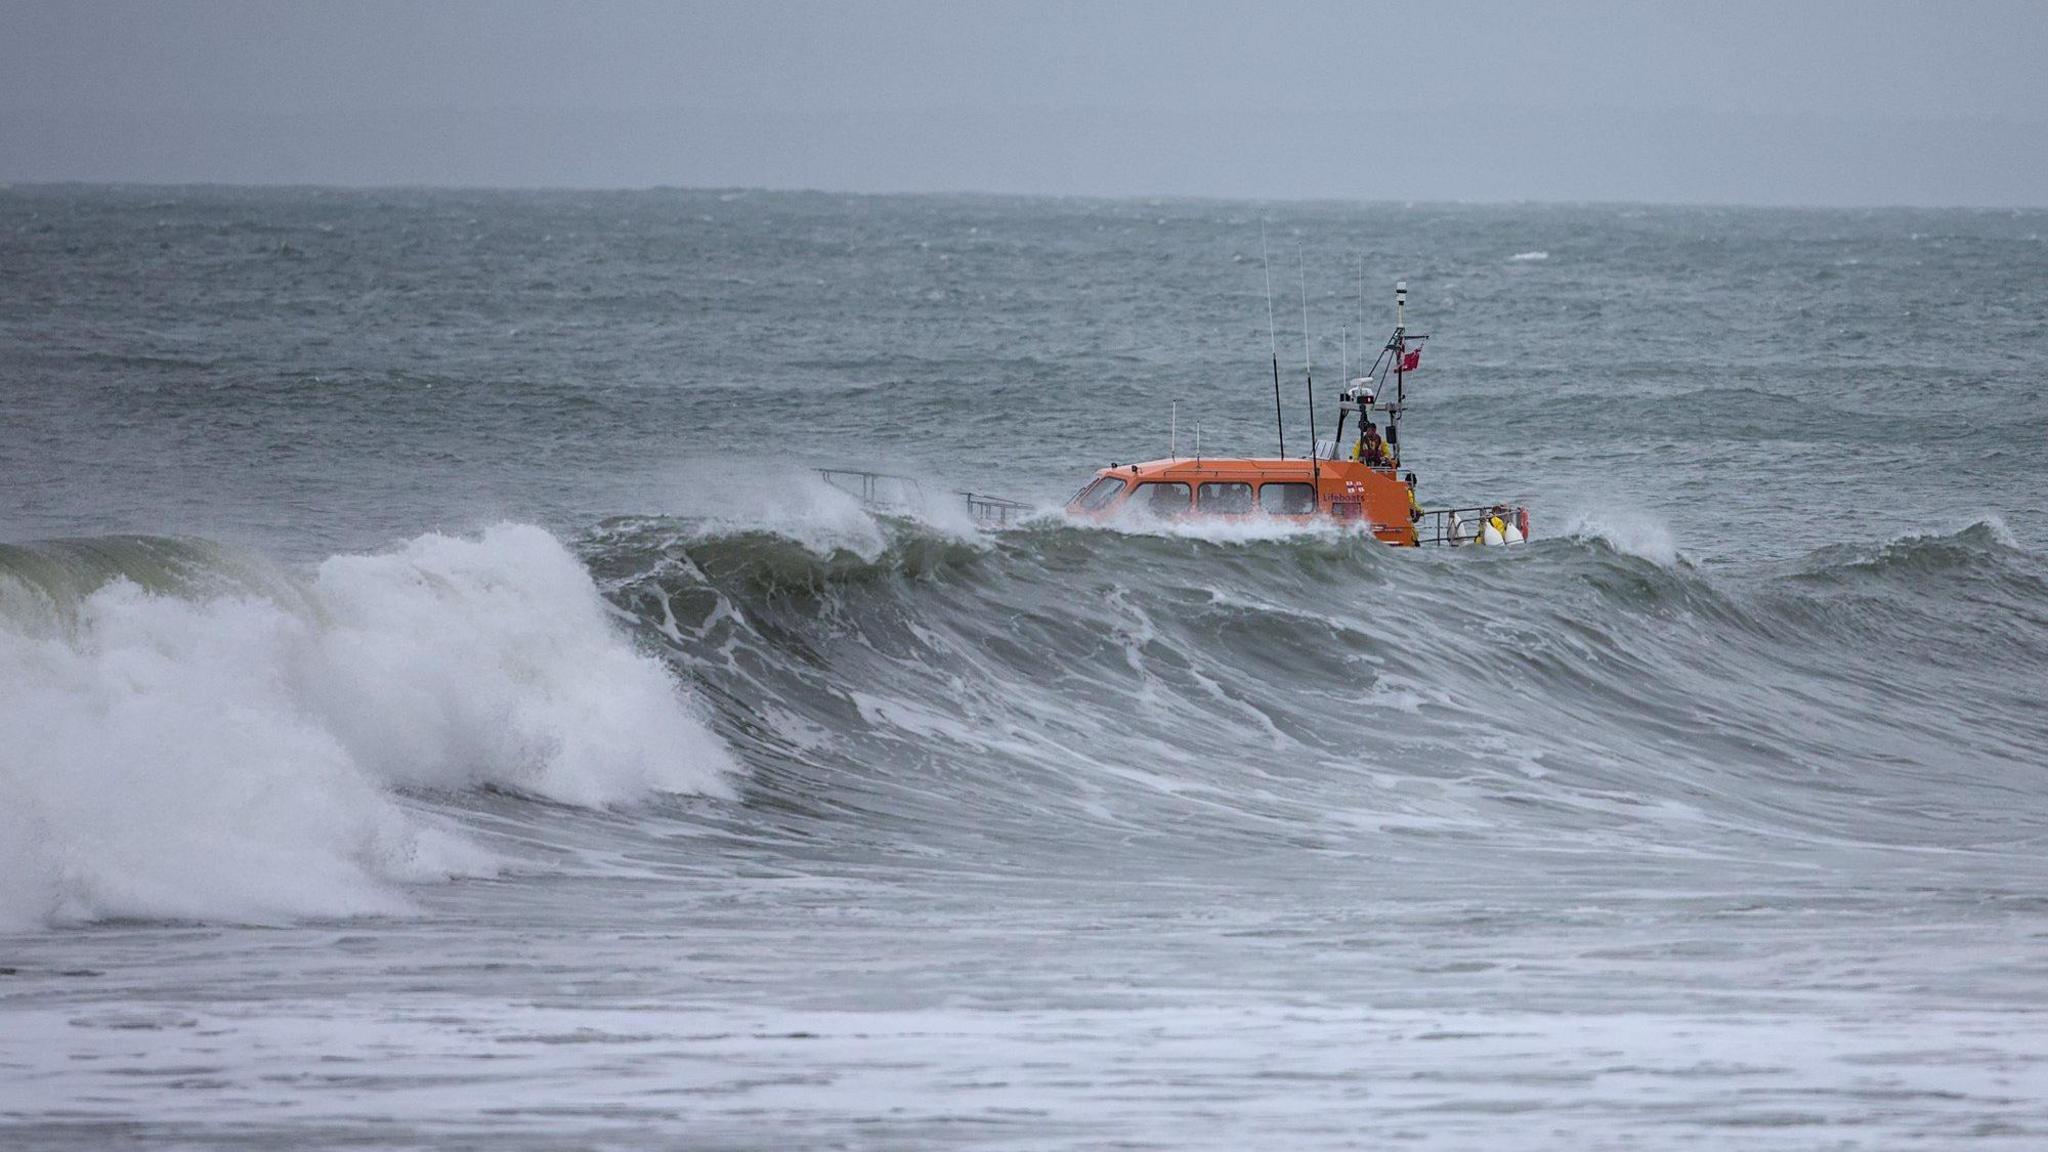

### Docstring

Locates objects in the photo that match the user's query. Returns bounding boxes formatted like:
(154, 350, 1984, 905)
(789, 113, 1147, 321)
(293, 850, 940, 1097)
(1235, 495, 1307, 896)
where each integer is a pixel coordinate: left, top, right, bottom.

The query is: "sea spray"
(1554, 507, 1684, 567)
(644, 459, 990, 562)
(0, 524, 734, 929)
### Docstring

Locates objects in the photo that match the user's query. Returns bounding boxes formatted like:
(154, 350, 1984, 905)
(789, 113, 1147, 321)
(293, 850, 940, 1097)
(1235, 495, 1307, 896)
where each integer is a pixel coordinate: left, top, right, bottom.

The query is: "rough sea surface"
(3, 186, 2047, 1150)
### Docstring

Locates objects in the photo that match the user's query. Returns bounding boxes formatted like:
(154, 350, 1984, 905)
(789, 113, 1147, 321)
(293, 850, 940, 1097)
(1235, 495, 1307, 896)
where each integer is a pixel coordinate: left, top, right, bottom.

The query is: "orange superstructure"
(1067, 457, 1420, 545)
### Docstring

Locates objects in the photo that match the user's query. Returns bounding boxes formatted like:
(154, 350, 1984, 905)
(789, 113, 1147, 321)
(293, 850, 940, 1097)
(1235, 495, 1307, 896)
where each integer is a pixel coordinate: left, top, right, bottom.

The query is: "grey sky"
(4, 1, 2044, 205)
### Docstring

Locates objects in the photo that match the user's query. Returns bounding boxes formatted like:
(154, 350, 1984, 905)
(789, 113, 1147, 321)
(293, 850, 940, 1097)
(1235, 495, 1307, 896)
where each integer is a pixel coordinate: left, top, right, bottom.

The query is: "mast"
(1297, 251, 1319, 487)
(1391, 280, 1407, 466)
(1262, 224, 1285, 459)
(1333, 324, 1350, 455)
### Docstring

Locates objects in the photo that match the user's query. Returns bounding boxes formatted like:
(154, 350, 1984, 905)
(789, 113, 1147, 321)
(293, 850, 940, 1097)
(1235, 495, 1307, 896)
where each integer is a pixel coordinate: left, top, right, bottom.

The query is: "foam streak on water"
(3, 188, 2048, 1149)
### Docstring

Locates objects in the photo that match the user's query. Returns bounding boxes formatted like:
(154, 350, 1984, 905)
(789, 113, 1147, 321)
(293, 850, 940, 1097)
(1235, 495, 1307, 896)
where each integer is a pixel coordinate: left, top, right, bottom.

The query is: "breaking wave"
(0, 524, 734, 929)
(1553, 509, 1684, 567)
(7, 496, 2044, 931)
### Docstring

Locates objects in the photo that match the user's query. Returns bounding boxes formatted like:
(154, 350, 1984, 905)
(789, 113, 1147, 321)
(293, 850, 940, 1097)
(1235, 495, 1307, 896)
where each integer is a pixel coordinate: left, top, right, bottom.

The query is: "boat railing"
(1415, 504, 1529, 547)
(963, 492, 1034, 527)
(817, 467, 926, 509)
(817, 468, 1034, 528)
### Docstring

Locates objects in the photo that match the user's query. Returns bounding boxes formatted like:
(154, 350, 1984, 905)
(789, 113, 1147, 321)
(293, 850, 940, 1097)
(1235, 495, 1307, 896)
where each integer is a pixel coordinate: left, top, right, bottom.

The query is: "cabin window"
(1259, 482, 1318, 515)
(1072, 475, 1127, 512)
(1135, 482, 1191, 514)
(1196, 482, 1254, 514)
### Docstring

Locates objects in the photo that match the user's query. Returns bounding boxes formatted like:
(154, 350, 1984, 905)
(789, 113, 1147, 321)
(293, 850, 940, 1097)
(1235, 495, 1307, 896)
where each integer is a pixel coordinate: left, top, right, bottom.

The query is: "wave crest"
(0, 524, 735, 930)
(1793, 518, 2031, 582)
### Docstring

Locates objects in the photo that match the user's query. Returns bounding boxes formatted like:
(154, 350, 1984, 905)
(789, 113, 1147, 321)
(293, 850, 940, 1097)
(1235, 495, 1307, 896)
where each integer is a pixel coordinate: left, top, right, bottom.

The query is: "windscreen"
(1071, 476, 1127, 512)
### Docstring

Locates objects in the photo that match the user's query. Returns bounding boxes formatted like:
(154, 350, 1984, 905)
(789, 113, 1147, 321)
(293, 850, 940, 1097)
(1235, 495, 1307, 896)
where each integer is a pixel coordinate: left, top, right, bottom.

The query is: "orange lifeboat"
(823, 279, 1530, 545)
(1065, 278, 1529, 547)
(1067, 457, 1423, 546)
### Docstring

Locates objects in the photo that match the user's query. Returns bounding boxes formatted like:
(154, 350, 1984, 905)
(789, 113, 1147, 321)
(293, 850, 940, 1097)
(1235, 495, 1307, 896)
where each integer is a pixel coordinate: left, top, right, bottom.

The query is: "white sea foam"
(1557, 508, 1683, 567)
(1082, 508, 1356, 546)
(0, 524, 735, 930)
(656, 459, 988, 559)
(1510, 250, 1550, 261)
(1973, 514, 2019, 550)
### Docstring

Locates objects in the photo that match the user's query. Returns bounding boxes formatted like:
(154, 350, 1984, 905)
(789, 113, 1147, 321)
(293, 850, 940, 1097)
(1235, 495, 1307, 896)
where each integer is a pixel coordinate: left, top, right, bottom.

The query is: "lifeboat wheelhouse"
(1069, 457, 1421, 546)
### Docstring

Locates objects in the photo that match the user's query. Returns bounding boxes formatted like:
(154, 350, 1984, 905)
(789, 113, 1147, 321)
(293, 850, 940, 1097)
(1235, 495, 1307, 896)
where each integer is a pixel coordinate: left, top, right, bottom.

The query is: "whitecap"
(1555, 508, 1683, 567)
(0, 524, 737, 930)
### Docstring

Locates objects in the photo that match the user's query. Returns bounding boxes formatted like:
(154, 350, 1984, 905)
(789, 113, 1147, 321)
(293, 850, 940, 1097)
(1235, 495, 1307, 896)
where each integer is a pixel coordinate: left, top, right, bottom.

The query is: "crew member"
(1406, 474, 1422, 523)
(1352, 423, 1390, 467)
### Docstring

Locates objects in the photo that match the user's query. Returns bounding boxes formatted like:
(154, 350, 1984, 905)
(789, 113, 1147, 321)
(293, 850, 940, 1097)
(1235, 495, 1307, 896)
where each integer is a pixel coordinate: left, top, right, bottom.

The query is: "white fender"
(1482, 522, 1505, 546)
(1504, 523, 1525, 544)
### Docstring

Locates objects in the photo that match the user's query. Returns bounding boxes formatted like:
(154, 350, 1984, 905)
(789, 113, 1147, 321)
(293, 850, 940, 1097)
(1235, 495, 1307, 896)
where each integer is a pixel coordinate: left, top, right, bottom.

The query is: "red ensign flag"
(1399, 347, 1423, 372)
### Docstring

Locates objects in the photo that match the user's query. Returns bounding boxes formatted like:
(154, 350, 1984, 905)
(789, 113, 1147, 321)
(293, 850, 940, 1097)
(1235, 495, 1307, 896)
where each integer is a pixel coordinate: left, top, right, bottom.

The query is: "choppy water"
(3, 186, 2048, 1149)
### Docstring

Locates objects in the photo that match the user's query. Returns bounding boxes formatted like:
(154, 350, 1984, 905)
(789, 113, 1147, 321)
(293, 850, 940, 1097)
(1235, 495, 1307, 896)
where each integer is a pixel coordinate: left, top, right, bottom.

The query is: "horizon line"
(6, 180, 2044, 214)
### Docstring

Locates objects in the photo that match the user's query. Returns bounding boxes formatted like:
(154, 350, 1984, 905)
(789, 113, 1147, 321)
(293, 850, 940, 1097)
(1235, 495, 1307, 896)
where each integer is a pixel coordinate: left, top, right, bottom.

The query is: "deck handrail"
(818, 468, 1034, 528)
(1415, 504, 1527, 546)
(816, 467, 925, 506)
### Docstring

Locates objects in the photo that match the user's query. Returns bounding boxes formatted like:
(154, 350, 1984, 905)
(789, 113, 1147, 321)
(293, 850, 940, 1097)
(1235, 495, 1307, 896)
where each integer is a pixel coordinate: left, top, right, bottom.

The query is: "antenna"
(1171, 400, 1178, 460)
(1357, 255, 1366, 362)
(1395, 278, 1408, 410)
(1393, 280, 1409, 466)
(1297, 248, 1319, 481)
(1332, 323, 1353, 459)
(1261, 223, 1284, 458)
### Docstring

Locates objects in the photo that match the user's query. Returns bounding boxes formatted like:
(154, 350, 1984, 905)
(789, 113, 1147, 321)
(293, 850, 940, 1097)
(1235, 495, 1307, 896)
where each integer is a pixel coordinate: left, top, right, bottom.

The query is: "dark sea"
(3, 185, 2047, 1150)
